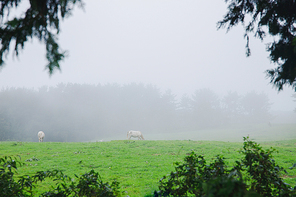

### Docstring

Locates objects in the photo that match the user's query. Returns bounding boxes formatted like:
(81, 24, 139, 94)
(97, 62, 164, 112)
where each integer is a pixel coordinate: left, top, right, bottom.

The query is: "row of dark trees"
(0, 83, 272, 142)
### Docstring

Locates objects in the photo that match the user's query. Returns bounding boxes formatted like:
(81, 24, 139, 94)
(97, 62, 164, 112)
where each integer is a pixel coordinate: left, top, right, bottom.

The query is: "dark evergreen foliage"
(218, 0, 296, 91)
(0, 0, 84, 73)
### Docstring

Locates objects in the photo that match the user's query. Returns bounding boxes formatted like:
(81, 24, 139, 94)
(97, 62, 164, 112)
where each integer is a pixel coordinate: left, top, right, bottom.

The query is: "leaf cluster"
(0, 155, 65, 196)
(240, 136, 292, 196)
(0, 156, 121, 197)
(155, 153, 248, 197)
(218, 0, 296, 91)
(154, 136, 296, 196)
(0, 0, 84, 74)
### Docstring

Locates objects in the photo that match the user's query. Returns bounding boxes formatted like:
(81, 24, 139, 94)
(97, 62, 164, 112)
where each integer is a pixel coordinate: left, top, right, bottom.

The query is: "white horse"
(38, 131, 45, 142)
(127, 130, 144, 140)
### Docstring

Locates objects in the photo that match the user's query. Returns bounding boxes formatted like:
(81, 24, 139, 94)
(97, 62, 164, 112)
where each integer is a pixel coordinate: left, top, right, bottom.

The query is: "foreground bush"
(153, 137, 296, 197)
(0, 156, 121, 197)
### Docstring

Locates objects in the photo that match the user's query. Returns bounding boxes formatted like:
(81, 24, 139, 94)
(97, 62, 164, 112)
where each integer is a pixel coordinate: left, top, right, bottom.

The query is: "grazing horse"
(38, 131, 45, 142)
(127, 130, 144, 140)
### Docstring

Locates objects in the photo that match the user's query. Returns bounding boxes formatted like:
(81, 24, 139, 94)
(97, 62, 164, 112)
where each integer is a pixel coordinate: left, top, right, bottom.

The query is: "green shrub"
(153, 153, 251, 197)
(0, 156, 121, 197)
(240, 136, 293, 196)
(0, 156, 28, 196)
(154, 137, 296, 197)
(41, 169, 121, 197)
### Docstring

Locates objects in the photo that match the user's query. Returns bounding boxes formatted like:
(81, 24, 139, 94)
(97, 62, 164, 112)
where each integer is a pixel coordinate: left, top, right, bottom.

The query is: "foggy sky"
(0, 0, 295, 111)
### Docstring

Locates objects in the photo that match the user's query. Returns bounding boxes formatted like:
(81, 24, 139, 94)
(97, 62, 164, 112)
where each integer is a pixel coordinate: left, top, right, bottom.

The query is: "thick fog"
(1, 84, 294, 142)
(0, 0, 295, 111)
(0, 1, 295, 142)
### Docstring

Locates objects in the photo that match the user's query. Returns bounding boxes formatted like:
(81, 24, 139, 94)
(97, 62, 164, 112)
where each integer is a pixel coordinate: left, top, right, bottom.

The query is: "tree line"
(0, 83, 272, 142)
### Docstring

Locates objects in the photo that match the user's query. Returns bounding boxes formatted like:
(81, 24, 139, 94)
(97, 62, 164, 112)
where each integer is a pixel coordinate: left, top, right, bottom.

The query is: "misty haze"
(0, 0, 295, 143)
(0, 83, 295, 142)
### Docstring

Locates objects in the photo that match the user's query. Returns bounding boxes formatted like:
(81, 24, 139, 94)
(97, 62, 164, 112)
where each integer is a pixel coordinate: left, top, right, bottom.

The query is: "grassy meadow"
(1, 134, 296, 196)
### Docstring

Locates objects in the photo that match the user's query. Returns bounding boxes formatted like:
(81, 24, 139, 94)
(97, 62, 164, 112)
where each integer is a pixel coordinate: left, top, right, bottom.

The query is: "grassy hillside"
(0, 139, 295, 196)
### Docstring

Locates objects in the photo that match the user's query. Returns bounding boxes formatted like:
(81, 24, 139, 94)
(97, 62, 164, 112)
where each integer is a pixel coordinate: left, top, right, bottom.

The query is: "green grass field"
(1, 136, 296, 196)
